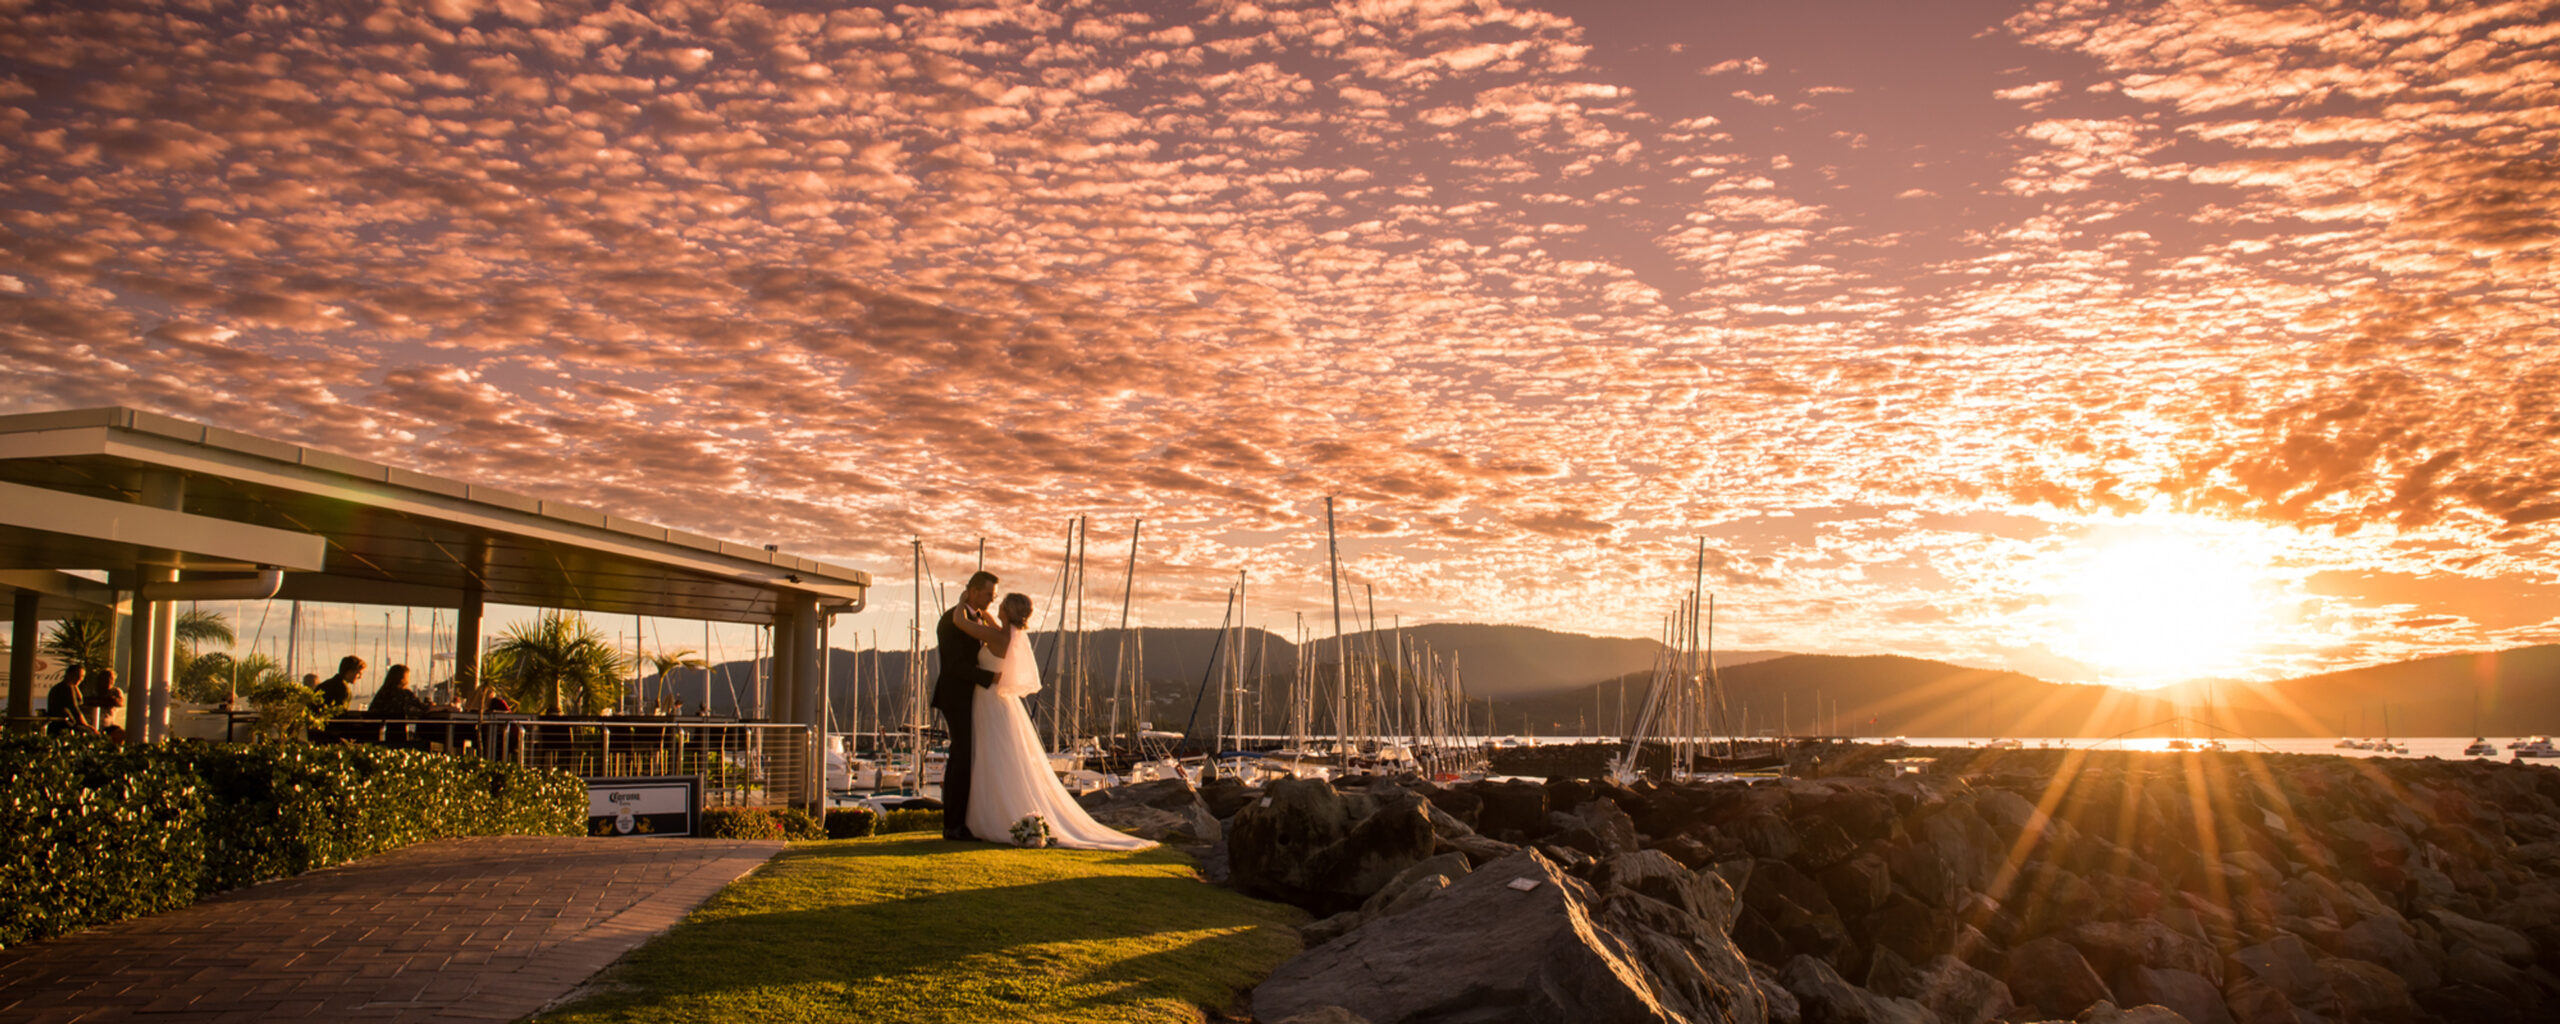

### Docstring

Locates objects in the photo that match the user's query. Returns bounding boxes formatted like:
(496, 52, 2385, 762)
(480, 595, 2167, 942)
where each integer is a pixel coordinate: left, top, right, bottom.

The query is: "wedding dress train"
(966, 631, 1157, 850)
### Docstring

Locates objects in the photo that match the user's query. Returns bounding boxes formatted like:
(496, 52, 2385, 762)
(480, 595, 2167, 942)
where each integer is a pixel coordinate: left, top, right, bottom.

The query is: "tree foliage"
(486, 612, 629, 715)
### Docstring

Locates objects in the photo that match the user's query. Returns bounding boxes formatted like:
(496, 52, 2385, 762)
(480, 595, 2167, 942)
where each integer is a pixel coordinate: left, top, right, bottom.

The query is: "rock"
(1298, 910, 1364, 947)
(2228, 934, 2325, 1007)
(2331, 915, 2437, 990)
(1076, 777, 1222, 844)
(1974, 788, 2041, 840)
(1593, 849, 1727, 928)
(1228, 778, 1351, 901)
(2007, 936, 2115, 1019)
(1737, 812, 1805, 861)
(1227, 779, 1436, 915)
(2007, 863, 2103, 939)
(2315, 957, 2416, 1024)
(1866, 949, 2015, 1024)
(2414, 982, 2524, 1024)
(1355, 851, 1471, 920)
(1779, 953, 1935, 1024)
(2072, 1001, 2192, 1024)
(1740, 859, 1858, 970)
(2428, 906, 2535, 965)
(1423, 784, 1483, 829)
(1864, 892, 1959, 966)
(1886, 838, 1961, 909)
(2219, 978, 2308, 1024)
(1270, 1007, 1373, 1024)
(1472, 778, 1549, 839)
(1754, 959, 1804, 1024)
(2441, 944, 2527, 999)
(2322, 819, 2416, 891)
(1196, 777, 1261, 820)
(1823, 853, 1895, 919)
(1797, 817, 1862, 870)
(1547, 797, 1641, 858)
(1438, 830, 1521, 867)
(2111, 967, 2230, 1024)
(1254, 847, 1748, 1024)
(2066, 919, 2221, 982)
(1646, 833, 1716, 869)
(1594, 880, 1770, 1024)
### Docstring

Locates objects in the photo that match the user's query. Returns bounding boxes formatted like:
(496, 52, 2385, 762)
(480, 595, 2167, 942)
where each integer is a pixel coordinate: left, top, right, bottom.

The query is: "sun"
(2050, 533, 2275, 687)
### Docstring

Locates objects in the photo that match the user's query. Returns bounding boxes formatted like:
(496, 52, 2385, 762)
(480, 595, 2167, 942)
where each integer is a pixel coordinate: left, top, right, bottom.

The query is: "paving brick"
(0, 837, 779, 1024)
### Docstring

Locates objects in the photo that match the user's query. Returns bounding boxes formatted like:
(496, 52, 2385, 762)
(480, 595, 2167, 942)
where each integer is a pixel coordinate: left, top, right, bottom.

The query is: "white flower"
(1010, 814, 1052, 848)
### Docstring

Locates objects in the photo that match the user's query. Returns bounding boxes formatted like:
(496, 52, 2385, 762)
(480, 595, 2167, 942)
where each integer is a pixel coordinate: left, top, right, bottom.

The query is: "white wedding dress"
(967, 630, 1157, 850)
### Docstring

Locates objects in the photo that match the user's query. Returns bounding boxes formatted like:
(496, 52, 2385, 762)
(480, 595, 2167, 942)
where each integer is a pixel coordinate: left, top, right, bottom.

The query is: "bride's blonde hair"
(999, 592, 1033, 628)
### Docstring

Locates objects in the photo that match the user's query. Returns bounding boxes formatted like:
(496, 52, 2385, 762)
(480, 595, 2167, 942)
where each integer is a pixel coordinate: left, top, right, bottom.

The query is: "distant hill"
(1482, 647, 2560, 739)
(644, 627, 2560, 740)
(645, 622, 1783, 729)
(2188, 645, 2560, 738)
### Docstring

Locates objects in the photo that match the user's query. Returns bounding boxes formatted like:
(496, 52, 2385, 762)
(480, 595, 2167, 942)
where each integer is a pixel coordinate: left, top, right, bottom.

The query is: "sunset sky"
(4, 0, 2556, 689)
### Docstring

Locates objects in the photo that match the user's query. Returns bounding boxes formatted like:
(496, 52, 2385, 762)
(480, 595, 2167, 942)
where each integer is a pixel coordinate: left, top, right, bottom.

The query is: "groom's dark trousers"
(931, 605, 995, 840)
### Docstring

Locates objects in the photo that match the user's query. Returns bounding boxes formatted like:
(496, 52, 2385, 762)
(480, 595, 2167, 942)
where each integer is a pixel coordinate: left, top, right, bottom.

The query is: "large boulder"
(1229, 777, 1352, 898)
(1779, 954, 1934, 1024)
(1076, 777, 1221, 844)
(2072, 1001, 2194, 1024)
(1254, 847, 1766, 1024)
(2006, 936, 2114, 1019)
(1865, 948, 2014, 1024)
(1473, 778, 1550, 839)
(1228, 778, 1436, 915)
(2110, 967, 2229, 1024)
(2314, 957, 2417, 1024)
(2227, 934, 2326, 1010)
(2066, 919, 2220, 983)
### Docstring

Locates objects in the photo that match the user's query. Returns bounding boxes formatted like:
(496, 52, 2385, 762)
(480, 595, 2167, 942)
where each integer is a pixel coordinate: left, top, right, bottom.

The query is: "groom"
(933, 570, 1002, 840)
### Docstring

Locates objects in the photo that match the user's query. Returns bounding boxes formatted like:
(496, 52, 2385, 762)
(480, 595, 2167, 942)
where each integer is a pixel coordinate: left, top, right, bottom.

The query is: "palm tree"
(41, 617, 113, 671)
(645, 648, 707, 713)
(486, 612, 629, 715)
(170, 608, 237, 703)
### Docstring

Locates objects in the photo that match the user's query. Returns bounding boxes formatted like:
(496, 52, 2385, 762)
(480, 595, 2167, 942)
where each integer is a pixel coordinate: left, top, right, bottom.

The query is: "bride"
(954, 593, 1156, 850)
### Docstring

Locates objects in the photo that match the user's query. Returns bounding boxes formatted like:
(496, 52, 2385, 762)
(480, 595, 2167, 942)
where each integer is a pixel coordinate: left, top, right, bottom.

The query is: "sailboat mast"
(1326, 495, 1349, 767)
(1112, 519, 1142, 749)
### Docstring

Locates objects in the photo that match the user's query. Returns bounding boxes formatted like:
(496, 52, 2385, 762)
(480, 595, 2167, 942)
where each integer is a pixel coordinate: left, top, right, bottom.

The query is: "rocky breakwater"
(1217, 752, 2560, 1024)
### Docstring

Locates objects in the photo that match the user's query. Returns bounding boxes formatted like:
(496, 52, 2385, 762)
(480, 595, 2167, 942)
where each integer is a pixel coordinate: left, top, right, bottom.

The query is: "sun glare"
(2052, 533, 2275, 687)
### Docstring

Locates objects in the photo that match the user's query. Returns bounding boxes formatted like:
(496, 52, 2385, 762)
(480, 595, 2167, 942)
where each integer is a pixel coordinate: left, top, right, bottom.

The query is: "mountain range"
(649, 624, 2560, 739)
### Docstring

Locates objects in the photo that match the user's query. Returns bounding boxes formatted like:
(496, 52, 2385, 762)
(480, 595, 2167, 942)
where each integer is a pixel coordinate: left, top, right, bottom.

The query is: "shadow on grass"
(536, 836, 1303, 1024)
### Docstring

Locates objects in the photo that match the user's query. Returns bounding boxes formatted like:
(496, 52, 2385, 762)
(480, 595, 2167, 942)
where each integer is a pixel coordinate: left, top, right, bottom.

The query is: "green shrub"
(0, 735, 207, 948)
(0, 735, 585, 949)
(875, 807, 943, 834)
(774, 807, 825, 842)
(823, 806, 877, 839)
(700, 808, 784, 840)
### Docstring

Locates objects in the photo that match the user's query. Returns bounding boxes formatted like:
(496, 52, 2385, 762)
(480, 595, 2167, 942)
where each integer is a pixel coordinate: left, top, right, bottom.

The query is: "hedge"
(0, 734, 585, 949)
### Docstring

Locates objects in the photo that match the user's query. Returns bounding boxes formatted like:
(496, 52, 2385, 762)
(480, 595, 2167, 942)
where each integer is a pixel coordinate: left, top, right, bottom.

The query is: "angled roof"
(0, 407, 868, 623)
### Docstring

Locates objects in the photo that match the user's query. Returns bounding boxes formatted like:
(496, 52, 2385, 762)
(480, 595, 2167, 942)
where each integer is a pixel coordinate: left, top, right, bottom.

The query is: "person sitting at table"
(85, 667, 124, 730)
(316, 656, 364, 712)
(46, 665, 96, 735)
(366, 664, 443, 718)
(466, 681, 514, 713)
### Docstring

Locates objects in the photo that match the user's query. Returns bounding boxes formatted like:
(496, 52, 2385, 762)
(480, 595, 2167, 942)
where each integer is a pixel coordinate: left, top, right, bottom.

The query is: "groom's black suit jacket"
(932, 605, 996, 712)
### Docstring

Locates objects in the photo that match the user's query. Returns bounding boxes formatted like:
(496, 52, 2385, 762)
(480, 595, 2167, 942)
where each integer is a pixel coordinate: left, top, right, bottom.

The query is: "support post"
(8, 590, 36, 732)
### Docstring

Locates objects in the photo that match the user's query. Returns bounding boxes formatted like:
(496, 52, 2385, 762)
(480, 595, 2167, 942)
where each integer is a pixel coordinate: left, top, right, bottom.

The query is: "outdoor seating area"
(1, 407, 870, 811)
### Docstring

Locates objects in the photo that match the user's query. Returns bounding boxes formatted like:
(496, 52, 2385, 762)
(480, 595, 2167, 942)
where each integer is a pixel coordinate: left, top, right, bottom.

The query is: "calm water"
(1505, 735, 2549, 762)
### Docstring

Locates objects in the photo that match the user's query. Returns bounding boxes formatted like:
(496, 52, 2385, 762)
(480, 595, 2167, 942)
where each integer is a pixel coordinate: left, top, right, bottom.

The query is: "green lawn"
(531, 831, 1306, 1024)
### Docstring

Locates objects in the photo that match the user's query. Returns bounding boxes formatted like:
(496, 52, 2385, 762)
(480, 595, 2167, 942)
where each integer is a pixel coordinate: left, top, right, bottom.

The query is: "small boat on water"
(2512, 736, 2552, 751)
(1982, 738, 2022, 750)
(2515, 737, 2560, 759)
(2464, 738, 2499, 757)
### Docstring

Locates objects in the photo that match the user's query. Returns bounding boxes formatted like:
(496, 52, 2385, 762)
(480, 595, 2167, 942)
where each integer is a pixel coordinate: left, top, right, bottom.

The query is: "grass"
(529, 830, 1307, 1024)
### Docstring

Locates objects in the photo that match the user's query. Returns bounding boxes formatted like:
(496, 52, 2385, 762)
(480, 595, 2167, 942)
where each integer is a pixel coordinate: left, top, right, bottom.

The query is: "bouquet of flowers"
(1010, 814, 1053, 849)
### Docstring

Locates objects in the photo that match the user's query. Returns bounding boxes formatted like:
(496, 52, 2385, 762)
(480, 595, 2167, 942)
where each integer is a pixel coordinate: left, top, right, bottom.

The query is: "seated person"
(317, 656, 364, 713)
(365, 664, 444, 718)
(465, 682, 514, 713)
(46, 665, 96, 735)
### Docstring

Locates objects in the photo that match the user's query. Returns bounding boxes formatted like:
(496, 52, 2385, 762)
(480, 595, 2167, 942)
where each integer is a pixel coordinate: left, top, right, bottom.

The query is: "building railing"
(300, 713, 814, 809)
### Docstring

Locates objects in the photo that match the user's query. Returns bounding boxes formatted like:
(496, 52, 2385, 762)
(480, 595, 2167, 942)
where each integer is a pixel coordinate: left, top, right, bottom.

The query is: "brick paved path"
(0, 836, 782, 1024)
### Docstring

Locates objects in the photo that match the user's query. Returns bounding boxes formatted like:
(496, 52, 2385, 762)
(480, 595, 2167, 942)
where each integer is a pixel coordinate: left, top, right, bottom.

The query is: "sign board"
(585, 775, 700, 837)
